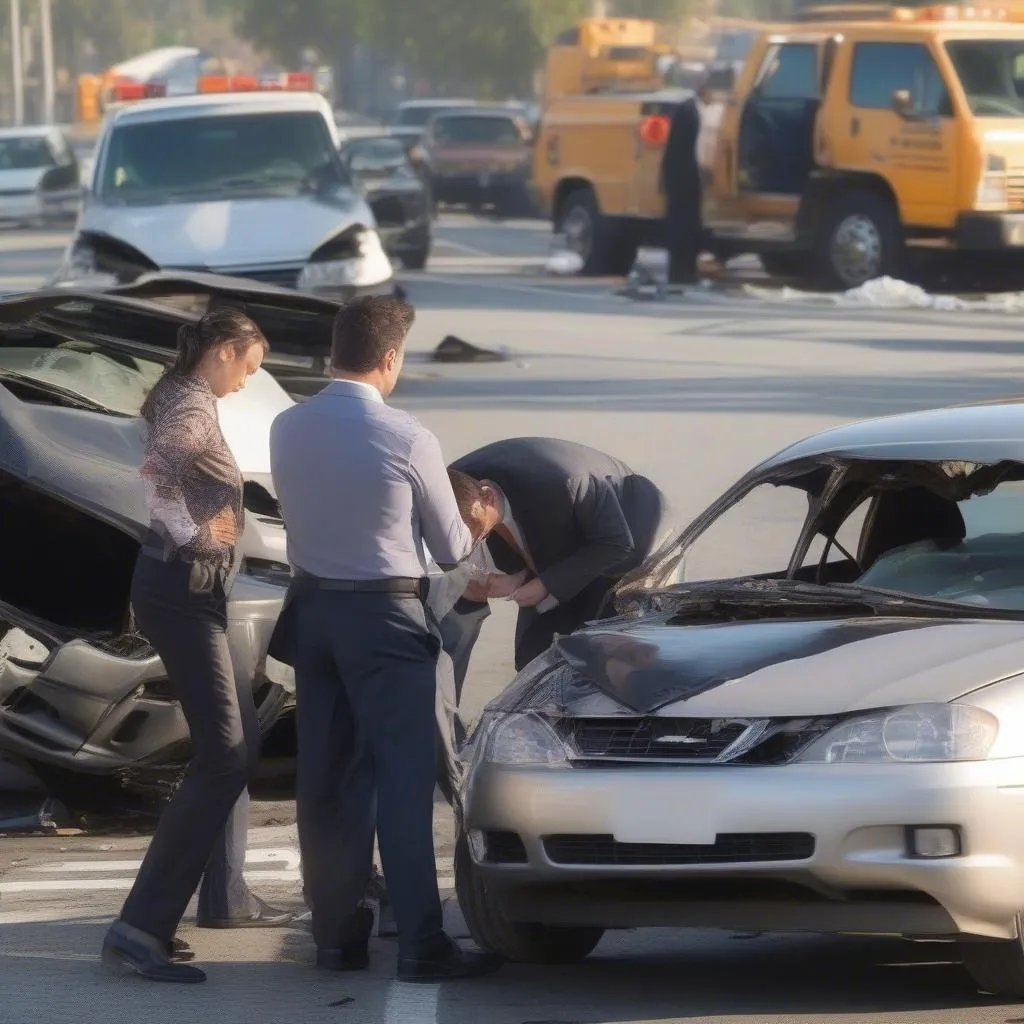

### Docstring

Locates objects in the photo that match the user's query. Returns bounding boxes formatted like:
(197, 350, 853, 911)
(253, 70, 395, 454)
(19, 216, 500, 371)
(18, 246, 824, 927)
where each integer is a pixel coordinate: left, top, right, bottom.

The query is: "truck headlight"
(480, 712, 568, 766)
(794, 703, 998, 764)
(298, 228, 393, 292)
(975, 153, 1008, 209)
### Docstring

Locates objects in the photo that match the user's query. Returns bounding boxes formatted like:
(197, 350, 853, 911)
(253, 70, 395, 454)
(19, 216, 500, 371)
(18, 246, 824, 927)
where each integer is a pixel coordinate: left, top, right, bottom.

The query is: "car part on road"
(431, 335, 507, 363)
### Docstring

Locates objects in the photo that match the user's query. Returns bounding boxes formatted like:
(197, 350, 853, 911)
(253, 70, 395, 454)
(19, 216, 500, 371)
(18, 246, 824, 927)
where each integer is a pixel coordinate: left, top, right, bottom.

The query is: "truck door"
(713, 39, 822, 242)
(827, 41, 957, 230)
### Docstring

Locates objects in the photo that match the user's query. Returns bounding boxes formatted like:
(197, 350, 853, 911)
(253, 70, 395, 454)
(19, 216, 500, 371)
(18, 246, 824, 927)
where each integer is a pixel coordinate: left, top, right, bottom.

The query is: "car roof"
(0, 125, 59, 140)
(430, 107, 521, 120)
(757, 399, 1024, 474)
(398, 98, 478, 109)
(109, 90, 330, 127)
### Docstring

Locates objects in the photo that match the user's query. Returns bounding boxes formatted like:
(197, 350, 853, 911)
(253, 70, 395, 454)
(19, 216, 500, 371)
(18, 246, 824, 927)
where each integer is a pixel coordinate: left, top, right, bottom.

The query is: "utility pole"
(10, 0, 23, 125)
(40, 0, 54, 124)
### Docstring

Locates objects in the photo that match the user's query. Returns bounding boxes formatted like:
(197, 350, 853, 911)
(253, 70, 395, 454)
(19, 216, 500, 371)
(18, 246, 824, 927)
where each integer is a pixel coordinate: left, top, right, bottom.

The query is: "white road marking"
(27, 847, 302, 874)
(434, 237, 496, 258)
(385, 978, 441, 1021)
(413, 271, 606, 302)
(0, 909, 107, 925)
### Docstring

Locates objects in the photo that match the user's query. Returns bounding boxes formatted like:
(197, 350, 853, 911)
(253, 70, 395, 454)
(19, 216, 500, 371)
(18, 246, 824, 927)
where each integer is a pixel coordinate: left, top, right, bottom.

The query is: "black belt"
(297, 573, 426, 598)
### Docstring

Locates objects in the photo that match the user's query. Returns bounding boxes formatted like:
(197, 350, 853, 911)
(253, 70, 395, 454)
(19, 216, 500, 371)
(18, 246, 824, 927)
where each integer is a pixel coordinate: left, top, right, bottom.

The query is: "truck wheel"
(961, 922, 1024, 998)
(814, 189, 905, 291)
(454, 834, 605, 964)
(558, 187, 634, 276)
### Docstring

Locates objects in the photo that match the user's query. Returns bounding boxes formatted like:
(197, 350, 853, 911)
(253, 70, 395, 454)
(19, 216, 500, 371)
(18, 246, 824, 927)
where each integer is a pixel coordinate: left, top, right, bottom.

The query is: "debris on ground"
(431, 335, 508, 363)
(544, 233, 584, 276)
(744, 274, 1024, 313)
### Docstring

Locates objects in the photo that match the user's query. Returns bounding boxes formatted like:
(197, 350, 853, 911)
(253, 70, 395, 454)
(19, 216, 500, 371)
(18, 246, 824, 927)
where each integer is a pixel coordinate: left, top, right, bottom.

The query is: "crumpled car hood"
(553, 614, 1024, 717)
(80, 189, 374, 268)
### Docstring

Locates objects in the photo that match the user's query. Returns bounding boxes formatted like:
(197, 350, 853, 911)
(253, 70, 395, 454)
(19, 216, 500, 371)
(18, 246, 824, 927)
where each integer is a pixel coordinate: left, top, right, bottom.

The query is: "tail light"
(639, 115, 670, 146)
(108, 79, 166, 102)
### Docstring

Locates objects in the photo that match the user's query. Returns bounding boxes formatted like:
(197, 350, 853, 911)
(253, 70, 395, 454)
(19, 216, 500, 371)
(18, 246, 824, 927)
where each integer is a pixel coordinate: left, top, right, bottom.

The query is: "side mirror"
(892, 88, 917, 119)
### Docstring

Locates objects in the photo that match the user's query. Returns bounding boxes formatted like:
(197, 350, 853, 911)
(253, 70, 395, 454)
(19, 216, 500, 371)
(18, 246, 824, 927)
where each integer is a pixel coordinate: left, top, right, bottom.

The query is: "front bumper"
(433, 172, 528, 203)
(463, 758, 1024, 939)
(957, 211, 1024, 249)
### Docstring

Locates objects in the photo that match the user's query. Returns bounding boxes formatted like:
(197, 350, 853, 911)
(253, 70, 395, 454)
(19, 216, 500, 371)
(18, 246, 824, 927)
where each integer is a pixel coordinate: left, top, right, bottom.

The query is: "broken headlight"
(49, 233, 158, 287)
(476, 712, 569, 767)
(297, 228, 392, 292)
(793, 703, 998, 764)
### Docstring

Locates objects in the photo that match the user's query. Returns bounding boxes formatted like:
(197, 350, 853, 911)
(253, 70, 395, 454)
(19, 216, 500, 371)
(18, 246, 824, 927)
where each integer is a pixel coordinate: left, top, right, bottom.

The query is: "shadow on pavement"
(0, 915, 1007, 1024)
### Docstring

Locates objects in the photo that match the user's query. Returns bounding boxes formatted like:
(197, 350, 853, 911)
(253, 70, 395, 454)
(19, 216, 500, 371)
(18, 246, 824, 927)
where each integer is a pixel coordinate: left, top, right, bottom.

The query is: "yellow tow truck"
(535, 2, 1024, 288)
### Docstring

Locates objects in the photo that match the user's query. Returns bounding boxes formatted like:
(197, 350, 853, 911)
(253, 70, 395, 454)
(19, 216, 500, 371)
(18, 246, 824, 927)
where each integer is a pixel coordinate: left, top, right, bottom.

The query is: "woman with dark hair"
(102, 308, 290, 984)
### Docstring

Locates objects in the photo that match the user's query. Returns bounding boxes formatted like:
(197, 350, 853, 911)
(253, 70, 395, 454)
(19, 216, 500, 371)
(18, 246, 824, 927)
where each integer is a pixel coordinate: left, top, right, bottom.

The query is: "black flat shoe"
(102, 922, 206, 983)
(196, 896, 293, 930)
(316, 905, 374, 973)
(397, 934, 503, 983)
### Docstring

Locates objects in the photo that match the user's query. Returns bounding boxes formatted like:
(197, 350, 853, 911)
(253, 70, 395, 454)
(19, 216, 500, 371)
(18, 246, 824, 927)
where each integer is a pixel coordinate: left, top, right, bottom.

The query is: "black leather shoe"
(102, 922, 206, 983)
(169, 938, 194, 962)
(316, 905, 374, 972)
(397, 934, 503, 983)
(196, 896, 293, 929)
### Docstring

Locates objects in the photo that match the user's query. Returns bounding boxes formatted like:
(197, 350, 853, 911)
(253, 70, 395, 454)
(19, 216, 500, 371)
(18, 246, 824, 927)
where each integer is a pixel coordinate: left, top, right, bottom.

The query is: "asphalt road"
(4, 216, 1024, 1022)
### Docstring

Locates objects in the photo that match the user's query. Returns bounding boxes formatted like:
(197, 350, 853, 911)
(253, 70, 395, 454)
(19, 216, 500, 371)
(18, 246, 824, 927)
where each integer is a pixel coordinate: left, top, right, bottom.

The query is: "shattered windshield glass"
(0, 338, 165, 416)
(618, 459, 1024, 616)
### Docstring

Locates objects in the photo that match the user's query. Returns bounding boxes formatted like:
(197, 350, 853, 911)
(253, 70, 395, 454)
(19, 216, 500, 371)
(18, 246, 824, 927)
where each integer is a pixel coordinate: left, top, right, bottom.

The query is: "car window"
(0, 136, 56, 170)
(675, 482, 812, 583)
(946, 39, 1024, 118)
(344, 137, 408, 171)
(802, 497, 871, 569)
(98, 111, 346, 204)
(756, 43, 819, 101)
(395, 106, 449, 127)
(856, 479, 1024, 611)
(432, 116, 522, 146)
(850, 42, 952, 115)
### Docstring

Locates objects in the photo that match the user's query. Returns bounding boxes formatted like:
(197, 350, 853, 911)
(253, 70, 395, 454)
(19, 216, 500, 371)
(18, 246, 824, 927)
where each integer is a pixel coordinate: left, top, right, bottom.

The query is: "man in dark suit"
(440, 437, 670, 701)
(661, 80, 712, 285)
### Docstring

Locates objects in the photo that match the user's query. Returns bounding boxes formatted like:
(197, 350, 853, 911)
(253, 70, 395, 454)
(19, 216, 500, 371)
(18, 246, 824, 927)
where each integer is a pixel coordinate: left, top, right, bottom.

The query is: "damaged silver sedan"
(0, 288, 297, 829)
(456, 399, 1024, 998)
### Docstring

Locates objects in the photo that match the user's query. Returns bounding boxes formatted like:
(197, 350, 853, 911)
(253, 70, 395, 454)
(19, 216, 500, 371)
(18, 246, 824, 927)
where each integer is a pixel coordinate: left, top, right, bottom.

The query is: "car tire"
(454, 833, 605, 964)
(401, 240, 431, 271)
(557, 187, 635, 277)
(813, 188, 905, 291)
(961, 922, 1024, 998)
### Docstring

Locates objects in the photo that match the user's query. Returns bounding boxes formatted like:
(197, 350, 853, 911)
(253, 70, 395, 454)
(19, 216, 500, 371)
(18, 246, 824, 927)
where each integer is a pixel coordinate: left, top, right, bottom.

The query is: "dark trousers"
(119, 554, 259, 942)
(666, 174, 702, 284)
(292, 589, 443, 958)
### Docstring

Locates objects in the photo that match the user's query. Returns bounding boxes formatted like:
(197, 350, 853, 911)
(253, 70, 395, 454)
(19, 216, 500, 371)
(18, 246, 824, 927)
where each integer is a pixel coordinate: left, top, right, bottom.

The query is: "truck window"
(757, 43, 819, 101)
(945, 39, 1024, 118)
(850, 42, 951, 116)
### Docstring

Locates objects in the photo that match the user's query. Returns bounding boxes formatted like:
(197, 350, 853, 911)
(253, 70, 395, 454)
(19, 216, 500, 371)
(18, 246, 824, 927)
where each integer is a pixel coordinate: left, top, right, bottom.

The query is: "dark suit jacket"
(660, 96, 700, 196)
(450, 437, 669, 608)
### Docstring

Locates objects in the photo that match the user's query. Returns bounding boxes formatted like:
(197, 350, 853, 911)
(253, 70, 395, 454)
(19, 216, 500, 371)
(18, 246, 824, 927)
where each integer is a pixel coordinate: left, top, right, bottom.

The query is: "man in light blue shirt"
(269, 295, 501, 983)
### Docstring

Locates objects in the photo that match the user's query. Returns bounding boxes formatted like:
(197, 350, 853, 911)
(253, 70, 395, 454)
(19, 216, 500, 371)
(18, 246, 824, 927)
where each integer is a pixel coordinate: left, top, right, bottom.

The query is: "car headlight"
(794, 703, 998, 765)
(297, 228, 393, 292)
(49, 233, 155, 287)
(50, 239, 117, 287)
(479, 712, 568, 766)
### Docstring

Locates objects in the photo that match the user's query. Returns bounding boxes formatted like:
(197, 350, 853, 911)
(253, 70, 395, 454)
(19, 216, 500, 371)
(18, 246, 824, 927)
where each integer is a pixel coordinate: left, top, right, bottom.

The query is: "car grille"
(170, 264, 302, 289)
(543, 833, 815, 866)
(558, 717, 751, 762)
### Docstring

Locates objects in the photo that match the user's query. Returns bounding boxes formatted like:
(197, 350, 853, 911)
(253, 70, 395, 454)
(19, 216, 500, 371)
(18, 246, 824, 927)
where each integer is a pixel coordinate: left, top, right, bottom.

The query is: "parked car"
(422, 108, 534, 215)
(0, 286, 301, 826)
(340, 133, 432, 270)
(0, 126, 82, 226)
(456, 398, 1024, 998)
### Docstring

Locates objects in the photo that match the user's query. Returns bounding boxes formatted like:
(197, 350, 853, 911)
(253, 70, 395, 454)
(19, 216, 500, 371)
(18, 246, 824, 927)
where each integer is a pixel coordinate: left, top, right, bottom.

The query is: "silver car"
(0, 126, 81, 226)
(456, 398, 1024, 999)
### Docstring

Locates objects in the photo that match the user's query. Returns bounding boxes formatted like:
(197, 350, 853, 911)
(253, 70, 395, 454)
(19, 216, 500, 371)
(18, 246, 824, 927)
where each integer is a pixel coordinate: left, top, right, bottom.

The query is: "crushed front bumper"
(463, 758, 1024, 939)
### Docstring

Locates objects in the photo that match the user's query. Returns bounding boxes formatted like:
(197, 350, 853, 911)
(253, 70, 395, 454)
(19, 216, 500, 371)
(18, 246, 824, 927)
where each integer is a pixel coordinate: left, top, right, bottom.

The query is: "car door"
(712, 37, 824, 242)
(826, 40, 958, 228)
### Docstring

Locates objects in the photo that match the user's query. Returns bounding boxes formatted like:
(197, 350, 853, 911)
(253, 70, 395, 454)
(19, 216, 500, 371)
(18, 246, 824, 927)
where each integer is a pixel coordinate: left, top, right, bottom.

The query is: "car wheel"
(558, 187, 634, 277)
(814, 189, 905, 291)
(401, 240, 431, 271)
(961, 923, 1024, 998)
(454, 833, 605, 964)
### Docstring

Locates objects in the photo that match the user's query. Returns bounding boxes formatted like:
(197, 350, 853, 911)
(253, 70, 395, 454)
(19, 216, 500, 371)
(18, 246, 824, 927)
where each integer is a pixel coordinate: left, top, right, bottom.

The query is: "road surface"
(1, 215, 1023, 1023)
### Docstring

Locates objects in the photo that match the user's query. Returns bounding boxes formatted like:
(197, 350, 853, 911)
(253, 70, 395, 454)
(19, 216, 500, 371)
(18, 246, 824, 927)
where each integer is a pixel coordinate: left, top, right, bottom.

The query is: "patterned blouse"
(139, 372, 243, 566)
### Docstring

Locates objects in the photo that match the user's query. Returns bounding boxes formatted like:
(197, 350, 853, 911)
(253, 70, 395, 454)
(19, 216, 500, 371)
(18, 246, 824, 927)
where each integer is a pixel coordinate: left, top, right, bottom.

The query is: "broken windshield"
(0, 338, 165, 416)
(617, 459, 1024, 616)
